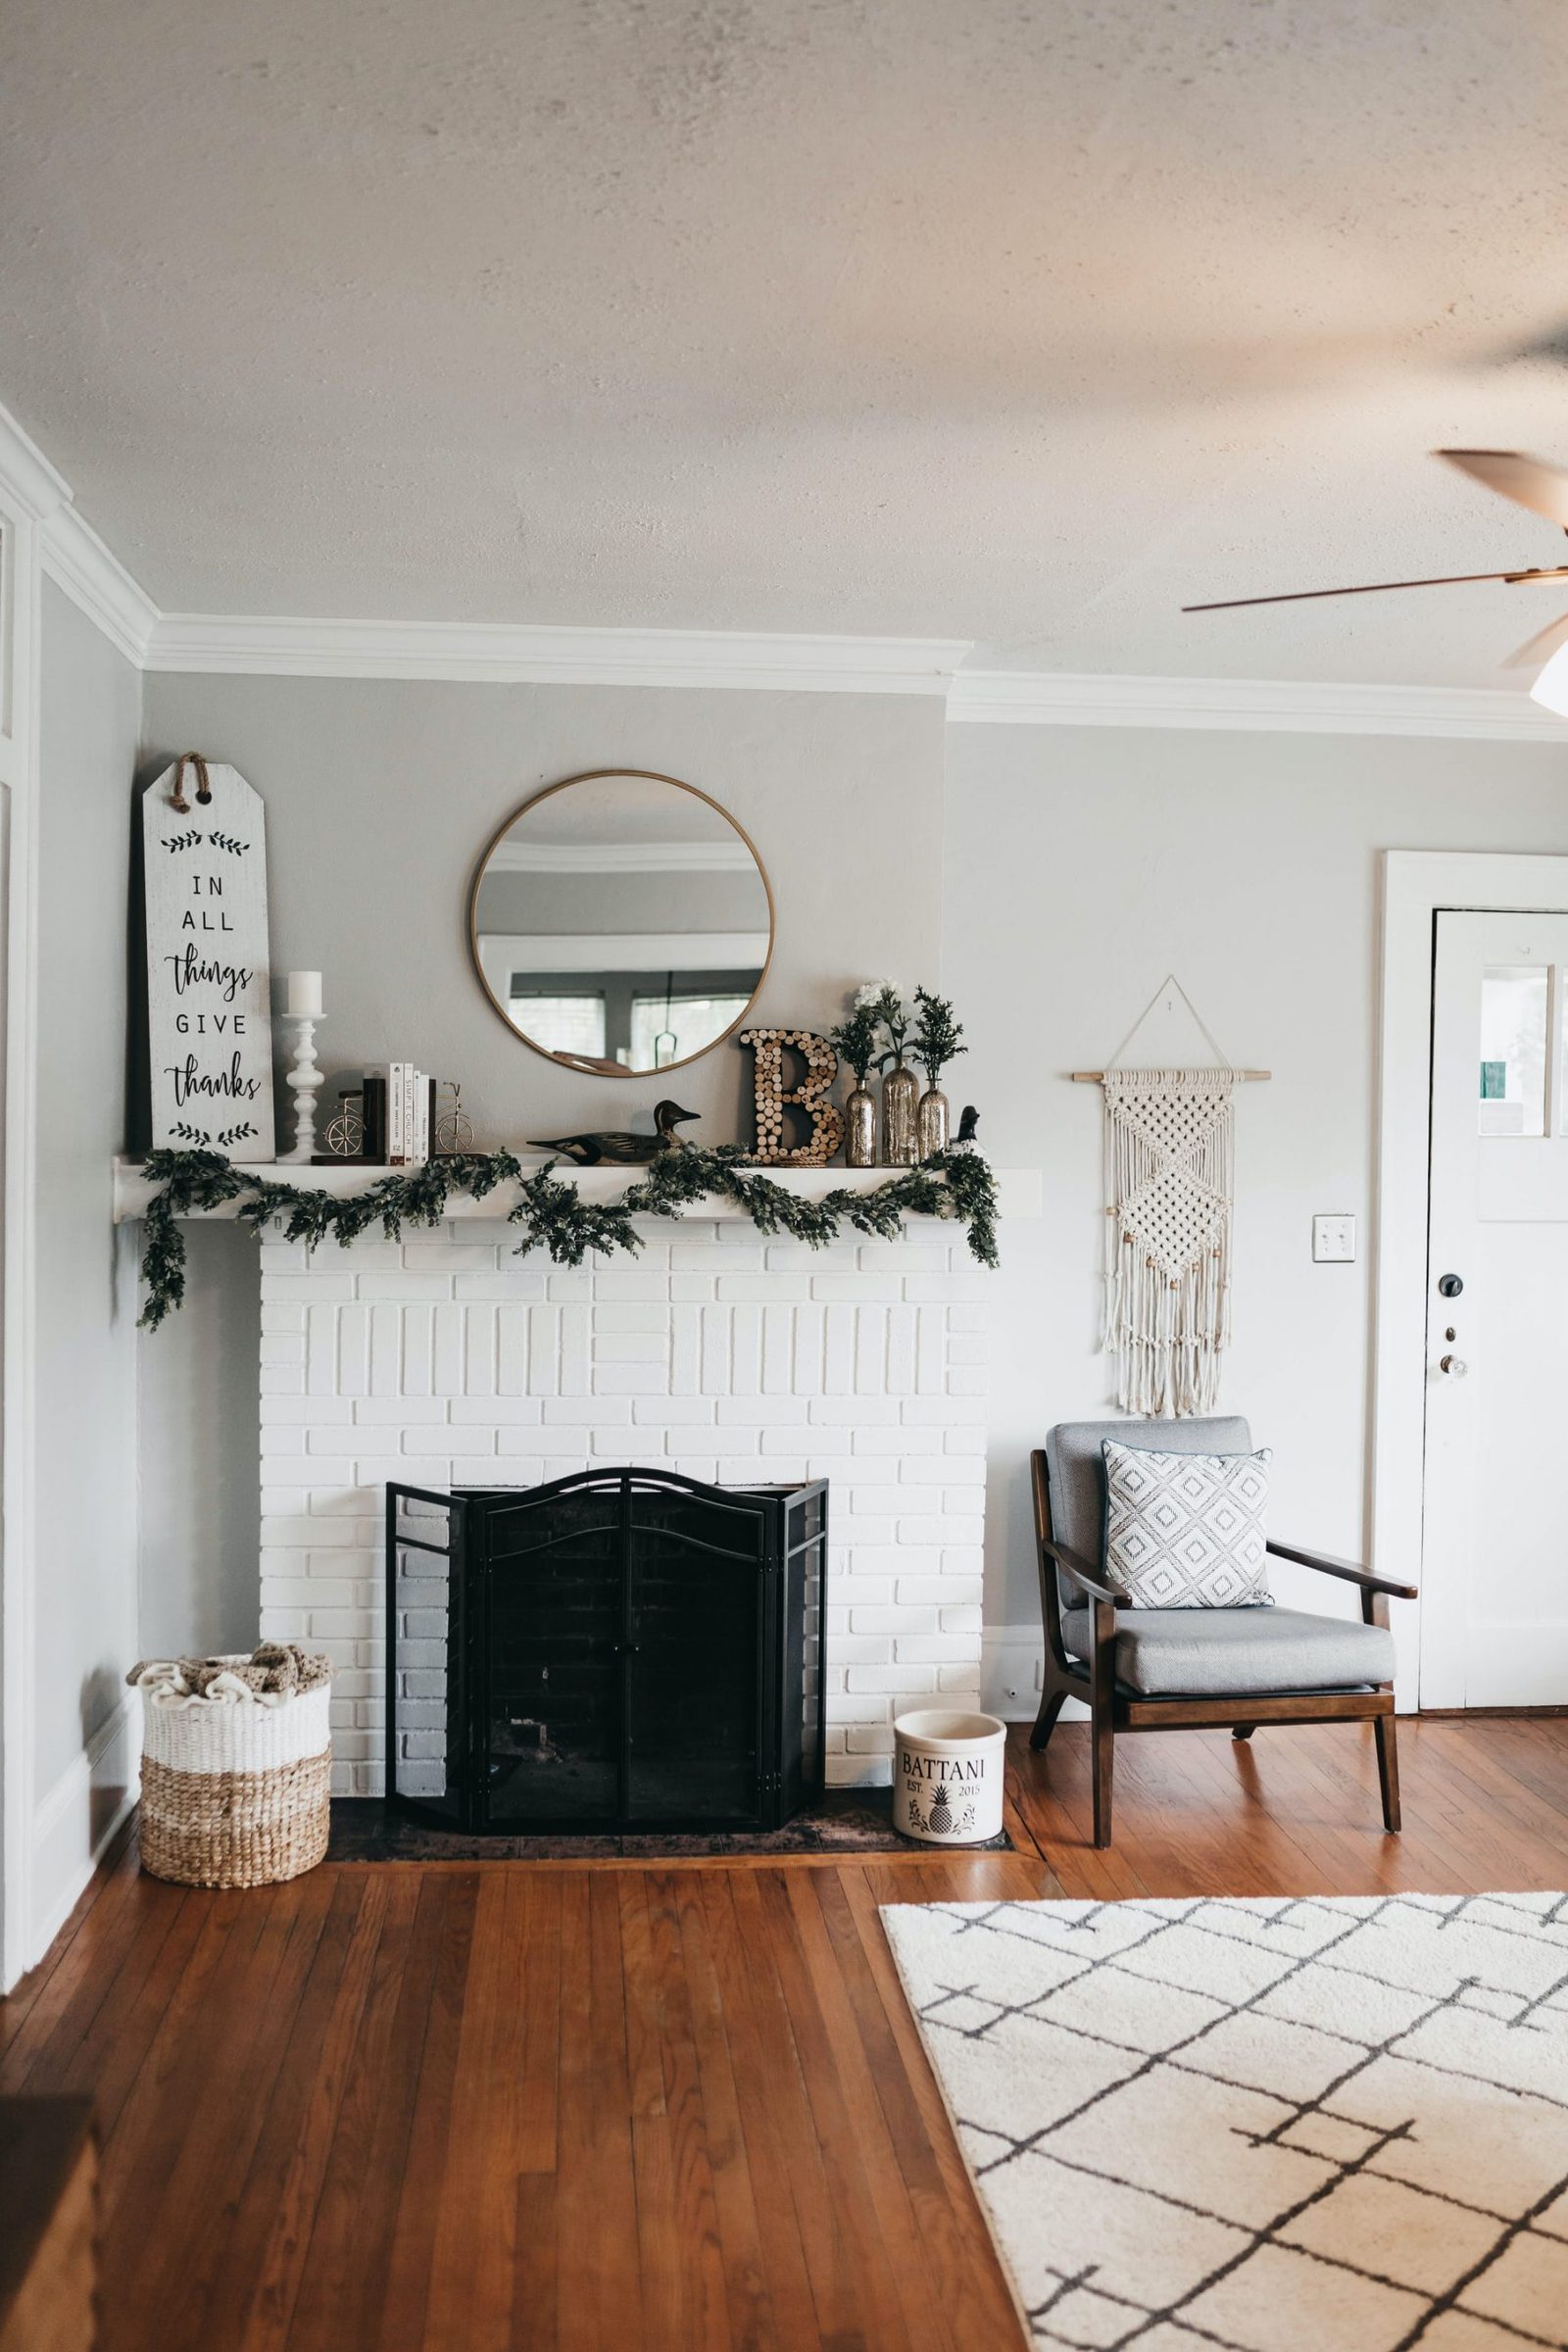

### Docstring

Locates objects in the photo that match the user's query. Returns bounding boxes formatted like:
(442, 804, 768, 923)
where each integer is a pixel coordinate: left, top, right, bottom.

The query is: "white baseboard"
(26, 1695, 139, 1975)
(981, 1623, 1040, 1720)
(981, 1623, 1090, 1722)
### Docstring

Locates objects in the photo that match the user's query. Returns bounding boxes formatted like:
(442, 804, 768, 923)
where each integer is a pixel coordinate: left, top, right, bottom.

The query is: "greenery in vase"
(856, 980, 910, 1070)
(911, 986, 967, 1091)
(828, 1000, 882, 1088)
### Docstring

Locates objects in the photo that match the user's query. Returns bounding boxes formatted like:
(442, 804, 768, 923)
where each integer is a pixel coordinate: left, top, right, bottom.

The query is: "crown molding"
(946, 668, 1568, 741)
(38, 506, 159, 668)
(0, 396, 71, 522)
(0, 399, 159, 665)
(8, 401, 1568, 736)
(145, 612, 973, 694)
(125, 619, 1568, 734)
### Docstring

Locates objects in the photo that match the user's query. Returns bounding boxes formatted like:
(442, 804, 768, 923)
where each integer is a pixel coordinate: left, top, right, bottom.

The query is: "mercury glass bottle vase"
(916, 1086, 950, 1158)
(845, 1084, 877, 1168)
(881, 1061, 919, 1165)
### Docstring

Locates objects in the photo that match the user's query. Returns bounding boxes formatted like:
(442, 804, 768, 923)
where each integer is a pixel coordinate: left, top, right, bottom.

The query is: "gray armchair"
(1031, 1417, 1416, 1847)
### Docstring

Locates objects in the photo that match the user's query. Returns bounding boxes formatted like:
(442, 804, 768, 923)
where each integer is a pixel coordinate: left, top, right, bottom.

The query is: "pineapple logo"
(929, 1782, 953, 1837)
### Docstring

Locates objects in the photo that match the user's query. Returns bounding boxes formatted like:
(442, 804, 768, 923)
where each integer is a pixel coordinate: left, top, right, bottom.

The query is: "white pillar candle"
(285, 970, 323, 1019)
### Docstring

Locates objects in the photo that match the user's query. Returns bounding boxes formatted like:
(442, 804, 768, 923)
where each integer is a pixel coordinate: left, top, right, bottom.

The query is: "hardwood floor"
(4, 1717, 1567, 2351)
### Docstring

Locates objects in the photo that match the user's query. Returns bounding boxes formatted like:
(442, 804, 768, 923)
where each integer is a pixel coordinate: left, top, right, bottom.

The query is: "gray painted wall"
(475, 864, 767, 938)
(136, 672, 948, 1647)
(139, 674, 946, 1146)
(943, 721, 1568, 1630)
(127, 673, 1568, 1661)
(134, 1222, 261, 1658)
(34, 582, 142, 1789)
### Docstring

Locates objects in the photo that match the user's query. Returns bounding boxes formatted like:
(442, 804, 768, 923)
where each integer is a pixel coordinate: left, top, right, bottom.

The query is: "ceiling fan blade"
(1502, 610, 1568, 670)
(1436, 448, 1568, 530)
(1182, 567, 1554, 614)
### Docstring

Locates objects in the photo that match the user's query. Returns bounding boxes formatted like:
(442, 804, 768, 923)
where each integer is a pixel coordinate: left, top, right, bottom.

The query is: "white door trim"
(1373, 850, 1568, 1705)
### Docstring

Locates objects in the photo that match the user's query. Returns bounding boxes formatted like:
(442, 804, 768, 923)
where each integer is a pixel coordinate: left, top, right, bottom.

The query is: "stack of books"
(383, 1064, 439, 1166)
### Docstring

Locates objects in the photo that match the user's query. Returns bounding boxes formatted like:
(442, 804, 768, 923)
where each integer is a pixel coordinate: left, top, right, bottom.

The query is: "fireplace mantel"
(117, 1154, 1030, 1799)
(112, 1157, 1042, 1223)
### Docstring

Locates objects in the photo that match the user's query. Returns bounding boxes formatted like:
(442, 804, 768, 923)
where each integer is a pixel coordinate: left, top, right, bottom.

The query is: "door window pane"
(1479, 964, 1547, 1136)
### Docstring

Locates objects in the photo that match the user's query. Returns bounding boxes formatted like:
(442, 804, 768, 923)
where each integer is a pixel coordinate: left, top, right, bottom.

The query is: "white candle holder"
(279, 1015, 325, 1164)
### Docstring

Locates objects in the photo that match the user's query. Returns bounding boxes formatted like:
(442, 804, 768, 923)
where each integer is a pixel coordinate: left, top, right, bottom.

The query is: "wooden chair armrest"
(1041, 1537, 1121, 1606)
(1266, 1540, 1417, 1601)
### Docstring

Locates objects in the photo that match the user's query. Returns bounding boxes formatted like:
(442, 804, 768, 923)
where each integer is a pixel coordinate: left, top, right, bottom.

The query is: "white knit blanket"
(131, 1659, 295, 1710)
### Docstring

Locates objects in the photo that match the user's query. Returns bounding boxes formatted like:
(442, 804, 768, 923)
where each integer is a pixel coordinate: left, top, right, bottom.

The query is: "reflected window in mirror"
(629, 989, 753, 1072)
(508, 991, 608, 1061)
(470, 771, 774, 1076)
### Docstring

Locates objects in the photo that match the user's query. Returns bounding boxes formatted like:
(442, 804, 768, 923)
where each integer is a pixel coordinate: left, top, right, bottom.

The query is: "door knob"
(1439, 1353, 1468, 1378)
(1438, 1274, 1464, 1298)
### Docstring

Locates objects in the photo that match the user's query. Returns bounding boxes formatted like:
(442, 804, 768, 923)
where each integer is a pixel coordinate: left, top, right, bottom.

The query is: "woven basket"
(137, 1658, 331, 1888)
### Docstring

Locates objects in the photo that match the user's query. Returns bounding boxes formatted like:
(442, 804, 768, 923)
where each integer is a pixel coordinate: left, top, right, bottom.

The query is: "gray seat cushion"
(1045, 1416, 1252, 1606)
(1059, 1604, 1395, 1697)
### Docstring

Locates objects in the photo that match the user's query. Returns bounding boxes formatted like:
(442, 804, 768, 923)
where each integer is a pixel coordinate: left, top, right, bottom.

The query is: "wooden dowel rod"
(1069, 1069, 1271, 1082)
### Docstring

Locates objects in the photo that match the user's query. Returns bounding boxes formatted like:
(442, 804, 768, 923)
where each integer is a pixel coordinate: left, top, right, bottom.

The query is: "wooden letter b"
(739, 1030, 845, 1165)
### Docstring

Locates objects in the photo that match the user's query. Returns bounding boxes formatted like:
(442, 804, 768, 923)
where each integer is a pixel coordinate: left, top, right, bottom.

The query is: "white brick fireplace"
(252, 1211, 995, 1795)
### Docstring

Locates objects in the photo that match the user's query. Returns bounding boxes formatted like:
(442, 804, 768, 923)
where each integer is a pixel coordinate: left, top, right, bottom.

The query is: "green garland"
(135, 1144, 1000, 1329)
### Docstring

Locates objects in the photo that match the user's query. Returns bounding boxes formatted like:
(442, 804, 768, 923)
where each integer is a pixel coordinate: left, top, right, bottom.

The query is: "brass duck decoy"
(528, 1099, 700, 1167)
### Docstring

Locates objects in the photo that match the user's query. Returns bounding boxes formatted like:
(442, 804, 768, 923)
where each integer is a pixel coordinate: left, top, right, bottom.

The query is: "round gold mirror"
(468, 770, 775, 1076)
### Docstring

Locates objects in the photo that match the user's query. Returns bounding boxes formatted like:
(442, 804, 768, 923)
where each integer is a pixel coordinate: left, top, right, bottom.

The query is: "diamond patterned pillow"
(1102, 1439, 1274, 1609)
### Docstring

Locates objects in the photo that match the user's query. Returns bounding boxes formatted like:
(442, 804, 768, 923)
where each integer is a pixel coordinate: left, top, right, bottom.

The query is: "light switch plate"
(1313, 1213, 1356, 1263)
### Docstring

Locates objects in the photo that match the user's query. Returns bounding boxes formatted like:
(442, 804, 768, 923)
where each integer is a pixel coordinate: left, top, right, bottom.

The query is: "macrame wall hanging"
(1072, 978, 1269, 1418)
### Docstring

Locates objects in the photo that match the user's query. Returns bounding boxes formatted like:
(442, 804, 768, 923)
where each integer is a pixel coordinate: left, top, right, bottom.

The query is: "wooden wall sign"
(739, 1029, 845, 1165)
(142, 756, 275, 1158)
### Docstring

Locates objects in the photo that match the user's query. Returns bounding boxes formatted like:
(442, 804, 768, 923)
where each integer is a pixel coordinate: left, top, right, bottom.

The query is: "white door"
(1422, 908, 1568, 1706)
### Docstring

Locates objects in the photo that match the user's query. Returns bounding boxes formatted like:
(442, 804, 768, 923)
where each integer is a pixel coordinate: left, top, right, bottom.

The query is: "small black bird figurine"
(528, 1099, 701, 1167)
(955, 1104, 980, 1149)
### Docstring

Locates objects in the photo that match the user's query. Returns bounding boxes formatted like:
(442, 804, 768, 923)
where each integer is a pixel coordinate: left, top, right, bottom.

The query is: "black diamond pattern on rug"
(881, 1891, 1568, 2349)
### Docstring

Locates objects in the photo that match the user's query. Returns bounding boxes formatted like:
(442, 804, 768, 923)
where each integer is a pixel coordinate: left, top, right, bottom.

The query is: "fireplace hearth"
(386, 1468, 827, 1835)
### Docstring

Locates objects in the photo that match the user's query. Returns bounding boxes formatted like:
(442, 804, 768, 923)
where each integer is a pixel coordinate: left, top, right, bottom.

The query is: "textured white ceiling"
(6, 0, 1568, 684)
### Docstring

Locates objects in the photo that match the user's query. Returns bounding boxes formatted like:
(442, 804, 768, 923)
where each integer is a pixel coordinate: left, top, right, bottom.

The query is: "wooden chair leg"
(1360, 1595, 1402, 1834)
(1030, 1689, 1066, 1752)
(1092, 1707, 1114, 1847)
(1232, 1725, 1256, 1741)
(1090, 1598, 1115, 1848)
(1374, 1712, 1401, 1833)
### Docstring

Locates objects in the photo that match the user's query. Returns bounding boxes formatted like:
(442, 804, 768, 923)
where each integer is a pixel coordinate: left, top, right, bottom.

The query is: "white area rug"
(881, 1893, 1568, 2350)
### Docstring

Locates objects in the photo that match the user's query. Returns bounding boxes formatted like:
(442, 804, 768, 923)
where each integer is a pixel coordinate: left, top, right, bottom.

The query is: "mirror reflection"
(470, 770, 773, 1075)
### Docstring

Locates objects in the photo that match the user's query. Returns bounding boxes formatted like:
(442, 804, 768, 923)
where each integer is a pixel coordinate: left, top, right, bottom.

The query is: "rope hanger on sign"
(167, 752, 214, 813)
(1078, 976, 1267, 1416)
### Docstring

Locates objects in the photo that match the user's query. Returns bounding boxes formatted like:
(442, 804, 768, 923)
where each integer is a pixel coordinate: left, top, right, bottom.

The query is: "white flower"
(855, 979, 897, 1011)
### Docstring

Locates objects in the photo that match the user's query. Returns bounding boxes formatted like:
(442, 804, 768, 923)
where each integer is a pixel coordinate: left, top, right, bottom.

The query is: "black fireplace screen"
(386, 1469, 827, 1834)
